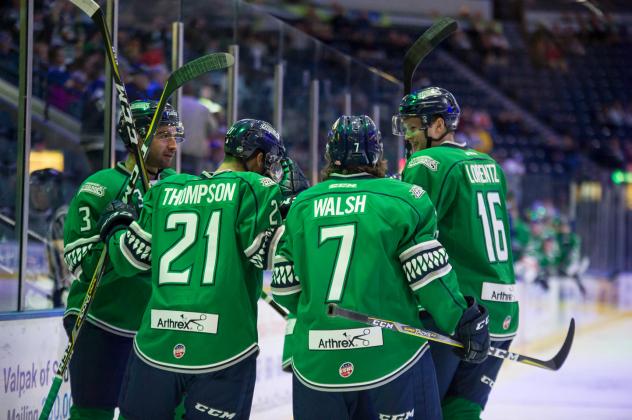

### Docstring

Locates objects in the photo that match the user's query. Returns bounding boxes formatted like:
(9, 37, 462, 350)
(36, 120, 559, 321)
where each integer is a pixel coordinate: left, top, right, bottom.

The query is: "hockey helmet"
(30, 168, 63, 211)
(392, 86, 460, 136)
(118, 99, 185, 146)
(224, 119, 285, 180)
(326, 115, 383, 169)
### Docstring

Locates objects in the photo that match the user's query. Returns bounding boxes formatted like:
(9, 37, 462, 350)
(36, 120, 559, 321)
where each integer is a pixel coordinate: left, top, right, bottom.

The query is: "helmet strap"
(423, 127, 451, 150)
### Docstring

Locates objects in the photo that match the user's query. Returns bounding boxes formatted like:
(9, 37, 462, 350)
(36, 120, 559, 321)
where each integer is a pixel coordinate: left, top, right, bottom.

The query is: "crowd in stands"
(264, 2, 631, 179)
(1, 1, 631, 209)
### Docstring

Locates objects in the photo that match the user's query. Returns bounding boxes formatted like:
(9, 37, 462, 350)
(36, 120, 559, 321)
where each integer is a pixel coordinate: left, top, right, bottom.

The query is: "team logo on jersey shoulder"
(503, 316, 512, 330)
(407, 156, 439, 171)
(173, 343, 186, 359)
(409, 185, 426, 199)
(260, 177, 276, 187)
(339, 362, 354, 378)
(79, 182, 106, 197)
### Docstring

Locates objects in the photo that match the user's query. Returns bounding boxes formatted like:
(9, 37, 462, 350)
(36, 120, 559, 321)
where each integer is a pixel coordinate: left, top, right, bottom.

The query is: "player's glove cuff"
(97, 200, 138, 243)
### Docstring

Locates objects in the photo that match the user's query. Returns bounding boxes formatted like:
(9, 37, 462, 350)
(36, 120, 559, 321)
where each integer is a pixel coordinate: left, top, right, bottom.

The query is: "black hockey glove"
(455, 296, 490, 364)
(278, 157, 310, 198)
(97, 200, 138, 243)
(277, 157, 310, 219)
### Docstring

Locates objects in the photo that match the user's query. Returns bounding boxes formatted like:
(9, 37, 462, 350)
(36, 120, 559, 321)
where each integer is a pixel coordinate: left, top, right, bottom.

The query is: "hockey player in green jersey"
(394, 87, 519, 419)
(99, 119, 287, 420)
(271, 115, 490, 420)
(62, 99, 182, 419)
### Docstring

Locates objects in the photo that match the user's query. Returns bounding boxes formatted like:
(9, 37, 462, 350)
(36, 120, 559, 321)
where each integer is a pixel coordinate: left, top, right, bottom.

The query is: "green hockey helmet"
(118, 99, 185, 148)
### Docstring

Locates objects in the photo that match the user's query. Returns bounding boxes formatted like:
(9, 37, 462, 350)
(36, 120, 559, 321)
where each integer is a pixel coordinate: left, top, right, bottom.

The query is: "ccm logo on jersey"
(195, 403, 235, 419)
(309, 327, 383, 350)
(151, 310, 218, 334)
(379, 409, 414, 420)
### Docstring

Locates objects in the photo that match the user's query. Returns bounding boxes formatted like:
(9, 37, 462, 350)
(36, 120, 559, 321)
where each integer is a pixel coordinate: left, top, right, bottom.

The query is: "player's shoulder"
(202, 170, 281, 197)
(407, 144, 496, 173)
(72, 166, 126, 202)
(159, 167, 178, 180)
(156, 172, 199, 186)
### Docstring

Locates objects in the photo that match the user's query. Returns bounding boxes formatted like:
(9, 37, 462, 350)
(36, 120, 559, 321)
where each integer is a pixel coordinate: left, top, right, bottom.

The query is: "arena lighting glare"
(611, 170, 632, 185)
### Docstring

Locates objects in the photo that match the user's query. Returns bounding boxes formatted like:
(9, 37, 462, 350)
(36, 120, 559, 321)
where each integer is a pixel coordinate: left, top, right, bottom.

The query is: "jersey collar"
(439, 140, 467, 149)
(115, 161, 166, 181)
(201, 169, 233, 179)
(329, 172, 374, 179)
(115, 161, 131, 175)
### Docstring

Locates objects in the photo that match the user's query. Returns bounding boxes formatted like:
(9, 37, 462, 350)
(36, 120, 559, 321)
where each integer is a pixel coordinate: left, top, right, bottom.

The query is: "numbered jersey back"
(280, 174, 442, 386)
(133, 170, 282, 371)
(402, 145, 518, 338)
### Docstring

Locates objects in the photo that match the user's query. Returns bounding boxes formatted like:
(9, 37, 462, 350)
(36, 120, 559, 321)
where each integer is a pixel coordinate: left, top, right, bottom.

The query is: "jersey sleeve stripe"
(409, 264, 452, 291)
(119, 223, 151, 271)
(400, 242, 452, 291)
(244, 227, 280, 270)
(398, 239, 443, 261)
(272, 284, 302, 296)
(129, 221, 151, 241)
(268, 225, 285, 269)
(63, 235, 100, 277)
(272, 257, 300, 294)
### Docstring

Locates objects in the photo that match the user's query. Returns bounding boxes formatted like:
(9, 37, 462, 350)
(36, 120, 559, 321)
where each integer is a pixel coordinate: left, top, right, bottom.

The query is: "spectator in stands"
(180, 84, 217, 174)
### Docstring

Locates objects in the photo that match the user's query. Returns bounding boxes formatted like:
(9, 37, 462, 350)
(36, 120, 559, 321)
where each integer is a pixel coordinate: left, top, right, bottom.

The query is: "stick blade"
(168, 53, 235, 88)
(549, 317, 575, 370)
(404, 17, 458, 94)
(70, 0, 100, 17)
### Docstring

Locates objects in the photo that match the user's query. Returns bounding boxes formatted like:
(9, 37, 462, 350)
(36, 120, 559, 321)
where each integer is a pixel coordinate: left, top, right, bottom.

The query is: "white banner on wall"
(0, 312, 72, 420)
(0, 297, 293, 419)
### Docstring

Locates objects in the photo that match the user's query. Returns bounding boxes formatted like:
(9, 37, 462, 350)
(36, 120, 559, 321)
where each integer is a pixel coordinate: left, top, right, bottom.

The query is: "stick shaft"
(328, 304, 574, 371)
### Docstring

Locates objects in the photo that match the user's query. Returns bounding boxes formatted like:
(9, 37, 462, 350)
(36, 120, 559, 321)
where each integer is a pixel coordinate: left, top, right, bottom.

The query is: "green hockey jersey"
(402, 143, 519, 339)
(64, 162, 176, 335)
(108, 170, 284, 372)
(271, 173, 467, 391)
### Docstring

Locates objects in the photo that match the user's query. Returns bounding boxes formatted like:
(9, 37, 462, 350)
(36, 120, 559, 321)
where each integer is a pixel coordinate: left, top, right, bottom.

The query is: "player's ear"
(256, 151, 265, 173)
(246, 150, 265, 174)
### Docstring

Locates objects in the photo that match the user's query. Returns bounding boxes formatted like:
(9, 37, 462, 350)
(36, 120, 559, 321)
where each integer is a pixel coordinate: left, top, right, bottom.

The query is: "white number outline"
(476, 191, 509, 262)
(158, 211, 223, 286)
(79, 207, 91, 232)
(319, 223, 357, 302)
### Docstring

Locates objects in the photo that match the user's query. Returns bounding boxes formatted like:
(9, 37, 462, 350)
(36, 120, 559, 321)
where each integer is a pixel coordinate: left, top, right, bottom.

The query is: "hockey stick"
(261, 290, 289, 319)
(39, 53, 234, 420)
(40, 52, 233, 419)
(404, 17, 458, 95)
(70, 0, 151, 193)
(328, 304, 575, 371)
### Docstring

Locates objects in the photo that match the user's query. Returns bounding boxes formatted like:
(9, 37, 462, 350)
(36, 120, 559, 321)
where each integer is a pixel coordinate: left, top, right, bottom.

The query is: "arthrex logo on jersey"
(309, 327, 383, 350)
(151, 310, 219, 334)
(481, 282, 518, 303)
